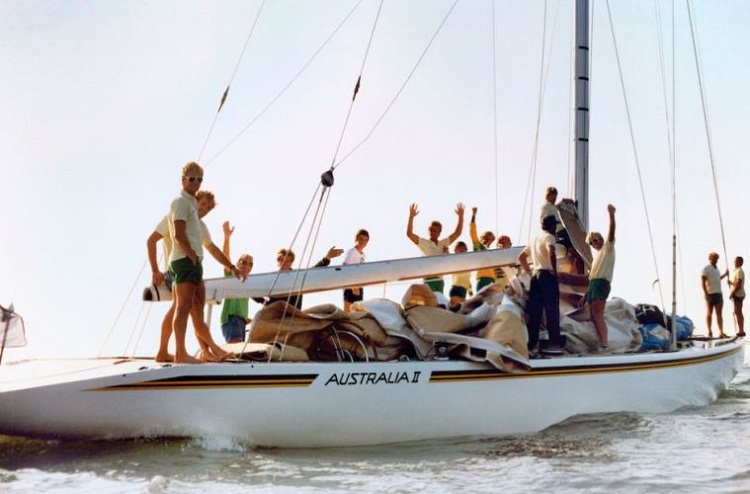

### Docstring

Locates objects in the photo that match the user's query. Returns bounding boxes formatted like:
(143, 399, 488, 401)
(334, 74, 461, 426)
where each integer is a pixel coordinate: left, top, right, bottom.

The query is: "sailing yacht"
(0, 1, 743, 447)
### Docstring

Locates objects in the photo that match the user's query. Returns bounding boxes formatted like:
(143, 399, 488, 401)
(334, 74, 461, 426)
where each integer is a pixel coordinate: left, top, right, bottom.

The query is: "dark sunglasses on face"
(185, 176, 203, 183)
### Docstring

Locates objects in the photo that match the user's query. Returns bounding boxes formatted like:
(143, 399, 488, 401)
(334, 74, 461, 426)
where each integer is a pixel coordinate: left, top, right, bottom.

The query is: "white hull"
(0, 341, 742, 447)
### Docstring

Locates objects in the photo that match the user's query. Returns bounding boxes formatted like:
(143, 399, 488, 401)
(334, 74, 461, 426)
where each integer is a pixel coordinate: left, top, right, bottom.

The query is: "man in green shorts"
(585, 204, 616, 350)
(168, 161, 242, 363)
(406, 202, 465, 293)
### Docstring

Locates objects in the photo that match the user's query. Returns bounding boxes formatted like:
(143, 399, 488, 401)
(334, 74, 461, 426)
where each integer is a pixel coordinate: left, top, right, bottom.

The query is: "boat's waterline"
(0, 341, 742, 448)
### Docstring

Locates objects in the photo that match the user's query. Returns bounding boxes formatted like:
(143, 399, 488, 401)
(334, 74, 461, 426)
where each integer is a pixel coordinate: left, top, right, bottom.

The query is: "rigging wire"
(120, 3, 362, 359)
(273, 189, 336, 361)
(654, 0, 681, 336)
(492, 0, 500, 235)
(230, 180, 325, 360)
(585, 0, 595, 197)
(518, 0, 548, 244)
(266, 186, 333, 361)
(107, 4, 268, 358)
(565, 3, 575, 197)
(197, 0, 267, 162)
(685, 0, 730, 279)
(672, 0, 688, 312)
(328, 0, 385, 170)
(263, 1, 386, 359)
(260, 182, 324, 306)
(206, 0, 366, 166)
(604, 0, 667, 312)
(98, 260, 149, 358)
(332, 0, 460, 170)
(519, 0, 564, 244)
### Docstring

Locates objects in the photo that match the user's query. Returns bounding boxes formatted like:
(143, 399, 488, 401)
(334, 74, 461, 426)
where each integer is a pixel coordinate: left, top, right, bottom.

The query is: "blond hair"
(585, 231, 602, 244)
(182, 161, 203, 177)
(195, 190, 215, 205)
(277, 248, 295, 264)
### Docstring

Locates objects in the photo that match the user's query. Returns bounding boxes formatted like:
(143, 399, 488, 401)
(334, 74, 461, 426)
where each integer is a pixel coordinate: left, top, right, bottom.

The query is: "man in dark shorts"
(168, 162, 242, 363)
(701, 252, 728, 339)
(342, 229, 369, 312)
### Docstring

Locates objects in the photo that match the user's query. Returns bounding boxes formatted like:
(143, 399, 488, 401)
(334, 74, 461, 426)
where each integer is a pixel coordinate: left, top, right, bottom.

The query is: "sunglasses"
(184, 176, 203, 183)
(239, 260, 253, 266)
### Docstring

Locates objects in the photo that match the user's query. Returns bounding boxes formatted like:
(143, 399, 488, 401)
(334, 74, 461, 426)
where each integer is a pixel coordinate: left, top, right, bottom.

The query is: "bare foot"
(155, 352, 175, 363)
(211, 348, 236, 361)
(719, 333, 728, 339)
(197, 349, 221, 363)
(174, 353, 202, 364)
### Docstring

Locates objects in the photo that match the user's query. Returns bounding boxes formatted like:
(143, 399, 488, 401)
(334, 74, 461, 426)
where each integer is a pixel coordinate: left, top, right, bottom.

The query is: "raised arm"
(315, 246, 345, 267)
(447, 202, 465, 244)
(406, 203, 420, 245)
(470, 207, 480, 249)
(222, 221, 234, 276)
(607, 204, 616, 242)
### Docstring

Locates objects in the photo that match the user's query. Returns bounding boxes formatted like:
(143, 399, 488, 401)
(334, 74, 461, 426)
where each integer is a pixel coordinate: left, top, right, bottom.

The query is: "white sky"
(2, 0, 749, 358)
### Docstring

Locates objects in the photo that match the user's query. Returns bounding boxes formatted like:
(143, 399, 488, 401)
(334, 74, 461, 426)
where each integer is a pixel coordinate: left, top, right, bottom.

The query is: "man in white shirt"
(729, 256, 746, 337)
(342, 229, 369, 312)
(519, 214, 563, 355)
(701, 251, 728, 339)
(168, 162, 242, 363)
(585, 204, 616, 349)
(406, 202, 465, 293)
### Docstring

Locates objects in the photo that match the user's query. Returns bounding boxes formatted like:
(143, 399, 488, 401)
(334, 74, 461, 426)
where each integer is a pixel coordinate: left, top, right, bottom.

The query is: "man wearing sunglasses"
(166, 162, 242, 363)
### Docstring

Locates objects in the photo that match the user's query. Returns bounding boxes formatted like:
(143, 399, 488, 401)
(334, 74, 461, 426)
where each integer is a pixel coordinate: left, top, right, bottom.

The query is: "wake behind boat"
(0, 1, 745, 447)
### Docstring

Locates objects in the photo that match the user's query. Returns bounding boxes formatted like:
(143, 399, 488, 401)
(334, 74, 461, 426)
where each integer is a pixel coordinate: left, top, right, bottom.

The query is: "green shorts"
(587, 278, 611, 302)
(424, 278, 445, 293)
(476, 277, 495, 291)
(169, 257, 203, 285)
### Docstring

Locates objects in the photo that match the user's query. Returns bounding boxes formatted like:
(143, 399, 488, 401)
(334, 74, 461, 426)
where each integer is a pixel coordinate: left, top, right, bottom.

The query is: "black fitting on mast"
(321, 168, 335, 188)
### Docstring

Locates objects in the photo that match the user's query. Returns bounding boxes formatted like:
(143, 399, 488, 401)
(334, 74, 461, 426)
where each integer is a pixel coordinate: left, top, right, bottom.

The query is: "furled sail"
(203, 247, 523, 302)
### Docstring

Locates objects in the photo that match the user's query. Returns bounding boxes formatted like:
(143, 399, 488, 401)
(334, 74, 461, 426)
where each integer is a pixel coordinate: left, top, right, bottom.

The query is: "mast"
(573, 0, 590, 230)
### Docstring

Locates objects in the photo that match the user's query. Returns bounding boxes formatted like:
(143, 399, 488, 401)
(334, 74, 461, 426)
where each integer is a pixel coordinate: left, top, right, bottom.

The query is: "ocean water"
(1, 351, 748, 494)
